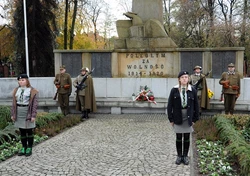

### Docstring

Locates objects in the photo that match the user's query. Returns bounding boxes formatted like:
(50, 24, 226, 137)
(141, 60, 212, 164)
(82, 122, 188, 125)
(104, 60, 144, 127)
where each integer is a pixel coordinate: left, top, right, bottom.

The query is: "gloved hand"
(76, 85, 81, 89)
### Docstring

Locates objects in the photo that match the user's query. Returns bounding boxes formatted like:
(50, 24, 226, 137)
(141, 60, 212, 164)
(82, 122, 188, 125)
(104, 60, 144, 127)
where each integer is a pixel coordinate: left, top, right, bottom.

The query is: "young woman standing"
(167, 71, 199, 165)
(11, 74, 39, 156)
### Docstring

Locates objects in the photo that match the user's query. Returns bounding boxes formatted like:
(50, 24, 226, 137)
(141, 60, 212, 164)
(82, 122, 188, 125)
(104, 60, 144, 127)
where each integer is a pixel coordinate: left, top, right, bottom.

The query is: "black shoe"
(81, 111, 85, 119)
(182, 156, 189, 165)
(175, 156, 182, 165)
(85, 111, 89, 119)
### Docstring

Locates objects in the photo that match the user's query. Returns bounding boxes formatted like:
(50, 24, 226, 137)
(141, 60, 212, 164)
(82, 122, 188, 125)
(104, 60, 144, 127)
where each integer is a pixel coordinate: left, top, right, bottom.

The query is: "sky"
(0, 0, 132, 36)
(102, 0, 132, 36)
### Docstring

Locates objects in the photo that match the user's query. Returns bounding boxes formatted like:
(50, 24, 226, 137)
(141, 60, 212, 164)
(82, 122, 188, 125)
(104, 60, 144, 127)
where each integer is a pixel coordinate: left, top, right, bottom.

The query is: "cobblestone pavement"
(0, 114, 193, 176)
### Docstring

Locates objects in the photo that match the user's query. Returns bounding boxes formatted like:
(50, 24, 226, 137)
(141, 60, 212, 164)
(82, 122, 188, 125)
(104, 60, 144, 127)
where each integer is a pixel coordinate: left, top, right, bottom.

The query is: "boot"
(85, 110, 89, 119)
(183, 140, 190, 165)
(175, 140, 182, 165)
(81, 111, 86, 119)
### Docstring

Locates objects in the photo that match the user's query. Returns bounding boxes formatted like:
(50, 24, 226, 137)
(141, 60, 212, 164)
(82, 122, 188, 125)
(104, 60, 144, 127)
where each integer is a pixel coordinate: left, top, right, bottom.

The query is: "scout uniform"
(73, 67, 97, 119)
(167, 71, 199, 165)
(189, 66, 210, 111)
(54, 65, 72, 116)
(11, 74, 39, 156)
(219, 63, 241, 115)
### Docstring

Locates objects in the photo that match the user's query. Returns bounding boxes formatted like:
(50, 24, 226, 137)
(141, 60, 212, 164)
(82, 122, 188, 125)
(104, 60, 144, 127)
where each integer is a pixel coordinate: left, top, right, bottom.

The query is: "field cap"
(60, 65, 66, 70)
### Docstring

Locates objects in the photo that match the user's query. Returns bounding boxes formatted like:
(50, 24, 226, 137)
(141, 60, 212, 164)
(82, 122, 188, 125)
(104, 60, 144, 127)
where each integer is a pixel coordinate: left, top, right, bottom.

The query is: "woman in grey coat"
(167, 71, 199, 165)
(11, 74, 39, 156)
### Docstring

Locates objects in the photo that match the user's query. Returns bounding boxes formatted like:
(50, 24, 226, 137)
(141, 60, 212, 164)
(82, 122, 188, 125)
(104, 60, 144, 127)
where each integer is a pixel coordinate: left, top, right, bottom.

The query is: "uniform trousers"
(224, 94, 237, 115)
(78, 95, 86, 111)
(58, 93, 70, 115)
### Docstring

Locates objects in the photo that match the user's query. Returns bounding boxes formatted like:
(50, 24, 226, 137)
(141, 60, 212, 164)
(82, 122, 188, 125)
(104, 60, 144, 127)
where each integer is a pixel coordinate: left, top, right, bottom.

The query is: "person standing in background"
(54, 65, 72, 116)
(73, 67, 97, 120)
(189, 66, 210, 113)
(219, 63, 241, 115)
(167, 71, 199, 165)
(11, 74, 39, 156)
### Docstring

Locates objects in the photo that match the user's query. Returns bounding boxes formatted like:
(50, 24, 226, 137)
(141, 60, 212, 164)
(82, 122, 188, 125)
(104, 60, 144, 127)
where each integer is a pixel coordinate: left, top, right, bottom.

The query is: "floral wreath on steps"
(132, 85, 157, 104)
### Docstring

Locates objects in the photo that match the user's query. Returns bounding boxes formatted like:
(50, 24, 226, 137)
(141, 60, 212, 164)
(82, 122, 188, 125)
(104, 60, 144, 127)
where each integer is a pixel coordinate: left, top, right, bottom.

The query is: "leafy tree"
(13, 0, 57, 76)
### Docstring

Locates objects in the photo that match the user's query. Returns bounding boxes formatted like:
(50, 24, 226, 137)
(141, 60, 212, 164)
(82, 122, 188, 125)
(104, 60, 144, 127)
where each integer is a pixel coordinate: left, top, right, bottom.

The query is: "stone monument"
(115, 0, 177, 50)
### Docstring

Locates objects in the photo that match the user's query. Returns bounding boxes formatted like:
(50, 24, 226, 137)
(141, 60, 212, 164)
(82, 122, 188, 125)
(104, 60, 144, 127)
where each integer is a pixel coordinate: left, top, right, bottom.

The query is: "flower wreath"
(132, 85, 157, 104)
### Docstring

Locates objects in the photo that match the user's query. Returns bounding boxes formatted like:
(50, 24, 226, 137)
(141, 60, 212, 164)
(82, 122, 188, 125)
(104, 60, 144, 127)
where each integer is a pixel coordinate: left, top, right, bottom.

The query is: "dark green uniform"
(54, 73, 72, 115)
(219, 71, 241, 115)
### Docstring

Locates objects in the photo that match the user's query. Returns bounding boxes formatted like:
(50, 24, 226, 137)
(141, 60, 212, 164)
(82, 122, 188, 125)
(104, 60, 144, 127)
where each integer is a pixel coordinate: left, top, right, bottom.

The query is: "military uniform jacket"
(73, 74, 86, 96)
(190, 73, 210, 109)
(219, 72, 241, 94)
(54, 73, 72, 94)
(74, 75, 97, 112)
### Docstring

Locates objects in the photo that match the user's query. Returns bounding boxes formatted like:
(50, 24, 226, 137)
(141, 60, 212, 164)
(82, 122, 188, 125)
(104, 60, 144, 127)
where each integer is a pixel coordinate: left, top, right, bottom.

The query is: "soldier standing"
(219, 63, 241, 115)
(73, 67, 97, 120)
(189, 66, 210, 112)
(54, 65, 72, 116)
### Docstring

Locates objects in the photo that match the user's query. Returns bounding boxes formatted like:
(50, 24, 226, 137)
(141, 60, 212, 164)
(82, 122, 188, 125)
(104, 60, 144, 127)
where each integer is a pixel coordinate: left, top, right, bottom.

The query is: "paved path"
(0, 114, 192, 176)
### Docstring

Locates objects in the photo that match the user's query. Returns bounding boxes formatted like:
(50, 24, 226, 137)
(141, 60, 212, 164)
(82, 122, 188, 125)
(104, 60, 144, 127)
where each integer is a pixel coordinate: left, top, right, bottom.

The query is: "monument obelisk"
(132, 0, 163, 23)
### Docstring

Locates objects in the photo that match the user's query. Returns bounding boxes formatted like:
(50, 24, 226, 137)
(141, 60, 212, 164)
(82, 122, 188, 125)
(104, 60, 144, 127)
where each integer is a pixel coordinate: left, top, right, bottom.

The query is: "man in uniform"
(54, 65, 72, 116)
(73, 67, 97, 120)
(189, 66, 210, 112)
(219, 63, 241, 115)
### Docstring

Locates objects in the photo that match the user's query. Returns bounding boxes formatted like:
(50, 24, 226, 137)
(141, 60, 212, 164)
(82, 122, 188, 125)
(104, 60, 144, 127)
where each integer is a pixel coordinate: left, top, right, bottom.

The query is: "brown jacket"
(54, 73, 72, 94)
(219, 72, 241, 94)
(75, 75, 97, 112)
(11, 87, 39, 121)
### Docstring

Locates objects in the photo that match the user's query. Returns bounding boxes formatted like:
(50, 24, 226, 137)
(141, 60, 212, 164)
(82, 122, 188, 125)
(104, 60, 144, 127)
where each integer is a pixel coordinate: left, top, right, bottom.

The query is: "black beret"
(178, 71, 189, 78)
(17, 74, 29, 80)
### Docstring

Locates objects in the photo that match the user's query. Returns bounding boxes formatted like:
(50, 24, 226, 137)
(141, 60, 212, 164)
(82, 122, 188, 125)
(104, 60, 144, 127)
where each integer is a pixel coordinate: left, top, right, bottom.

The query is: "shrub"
(0, 106, 11, 130)
(215, 115, 250, 175)
(193, 116, 219, 141)
(0, 124, 19, 145)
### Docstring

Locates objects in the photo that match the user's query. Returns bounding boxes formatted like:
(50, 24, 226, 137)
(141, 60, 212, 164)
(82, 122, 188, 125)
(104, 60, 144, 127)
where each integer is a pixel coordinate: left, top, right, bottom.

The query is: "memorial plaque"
(212, 51, 235, 78)
(62, 53, 82, 77)
(91, 53, 112, 78)
(118, 52, 174, 77)
(181, 52, 202, 73)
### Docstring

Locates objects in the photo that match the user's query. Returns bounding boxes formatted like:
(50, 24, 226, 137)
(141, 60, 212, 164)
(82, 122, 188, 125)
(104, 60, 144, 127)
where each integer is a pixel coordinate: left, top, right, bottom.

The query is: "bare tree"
(163, 0, 172, 35)
(217, 0, 237, 46)
(85, 0, 107, 44)
(118, 0, 132, 12)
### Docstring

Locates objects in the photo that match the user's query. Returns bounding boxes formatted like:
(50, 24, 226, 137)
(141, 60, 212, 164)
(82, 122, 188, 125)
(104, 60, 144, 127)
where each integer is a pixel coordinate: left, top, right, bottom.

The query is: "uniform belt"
(182, 107, 187, 109)
(17, 104, 29, 107)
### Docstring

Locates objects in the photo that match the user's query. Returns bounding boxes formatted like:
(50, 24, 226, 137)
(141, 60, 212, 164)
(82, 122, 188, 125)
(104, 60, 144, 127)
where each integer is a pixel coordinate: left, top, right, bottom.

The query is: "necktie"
(20, 89, 24, 102)
(182, 88, 186, 108)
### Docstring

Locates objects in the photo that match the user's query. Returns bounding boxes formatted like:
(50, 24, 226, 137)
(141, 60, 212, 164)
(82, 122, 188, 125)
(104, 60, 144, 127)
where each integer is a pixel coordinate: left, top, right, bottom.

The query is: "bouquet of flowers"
(132, 85, 156, 104)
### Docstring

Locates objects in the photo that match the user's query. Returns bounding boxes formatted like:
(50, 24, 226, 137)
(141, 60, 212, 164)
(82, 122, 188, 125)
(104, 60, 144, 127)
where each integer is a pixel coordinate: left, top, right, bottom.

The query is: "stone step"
(1, 98, 250, 115)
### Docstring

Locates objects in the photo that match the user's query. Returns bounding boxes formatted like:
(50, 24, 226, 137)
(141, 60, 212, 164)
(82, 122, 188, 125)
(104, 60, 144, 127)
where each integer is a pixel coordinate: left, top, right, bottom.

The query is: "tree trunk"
(69, 0, 78, 49)
(64, 0, 69, 49)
